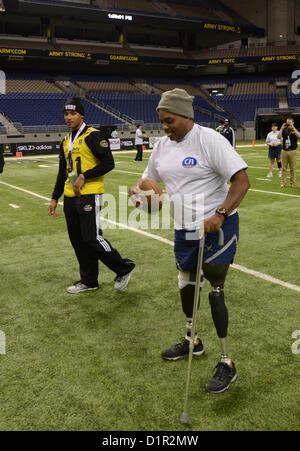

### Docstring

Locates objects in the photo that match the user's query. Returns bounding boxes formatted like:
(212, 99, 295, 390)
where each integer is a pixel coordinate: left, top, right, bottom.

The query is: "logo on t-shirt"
(182, 157, 197, 168)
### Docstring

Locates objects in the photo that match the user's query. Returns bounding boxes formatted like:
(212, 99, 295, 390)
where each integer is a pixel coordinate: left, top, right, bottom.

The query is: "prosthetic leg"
(203, 263, 230, 363)
(202, 262, 237, 393)
(178, 269, 204, 345)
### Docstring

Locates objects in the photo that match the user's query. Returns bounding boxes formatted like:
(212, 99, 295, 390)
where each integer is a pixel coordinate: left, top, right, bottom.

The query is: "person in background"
(134, 125, 147, 162)
(216, 121, 225, 133)
(277, 117, 300, 188)
(220, 119, 236, 148)
(0, 146, 4, 174)
(111, 128, 118, 139)
(265, 123, 282, 178)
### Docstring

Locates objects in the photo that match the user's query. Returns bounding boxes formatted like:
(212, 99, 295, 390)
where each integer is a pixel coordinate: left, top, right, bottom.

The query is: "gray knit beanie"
(156, 88, 194, 119)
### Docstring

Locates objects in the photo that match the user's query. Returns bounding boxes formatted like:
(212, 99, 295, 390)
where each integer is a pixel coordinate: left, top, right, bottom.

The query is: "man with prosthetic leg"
(130, 89, 249, 393)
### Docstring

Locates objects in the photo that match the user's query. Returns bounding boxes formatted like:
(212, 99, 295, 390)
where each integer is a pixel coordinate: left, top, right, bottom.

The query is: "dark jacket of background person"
(0, 147, 4, 174)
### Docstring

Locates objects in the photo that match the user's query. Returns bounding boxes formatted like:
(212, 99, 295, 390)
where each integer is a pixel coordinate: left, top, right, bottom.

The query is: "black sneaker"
(205, 361, 237, 394)
(161, 337, 204, 361)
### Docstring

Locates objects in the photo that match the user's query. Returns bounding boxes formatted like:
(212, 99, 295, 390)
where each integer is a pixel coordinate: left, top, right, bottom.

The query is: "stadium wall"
(223, 0, 300, 45)
(0, 126, 248, 156)
(222, 0, 268, 31)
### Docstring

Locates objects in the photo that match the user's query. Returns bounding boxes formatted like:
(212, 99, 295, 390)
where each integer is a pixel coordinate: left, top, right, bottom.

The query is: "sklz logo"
(291, 71, 300, 95)
(17, 145, 35, 151)
(182, 157, 197, 168)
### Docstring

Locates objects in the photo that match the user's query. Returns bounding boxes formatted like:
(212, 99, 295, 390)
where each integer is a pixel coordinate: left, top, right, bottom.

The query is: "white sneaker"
(266, 173, 273, 178)
(67, 281, 98, 294)
(278, 171, 282, 177)
(114, 267, 135, 291)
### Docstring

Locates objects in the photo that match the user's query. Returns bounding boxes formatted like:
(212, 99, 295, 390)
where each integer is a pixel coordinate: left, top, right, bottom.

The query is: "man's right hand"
(128, 183, 141, 197)
(48, 199, 58, 217)
(128, 182, 143, 208)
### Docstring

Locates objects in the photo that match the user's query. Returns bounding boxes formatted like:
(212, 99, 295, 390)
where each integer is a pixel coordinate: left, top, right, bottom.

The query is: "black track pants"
(63, 194, 131, 286)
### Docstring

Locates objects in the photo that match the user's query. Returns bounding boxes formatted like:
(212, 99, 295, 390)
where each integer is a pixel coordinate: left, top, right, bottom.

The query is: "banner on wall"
(1, 141, 60, 156)
(109, 138, 121, 150)
(1, 137, 163, 156)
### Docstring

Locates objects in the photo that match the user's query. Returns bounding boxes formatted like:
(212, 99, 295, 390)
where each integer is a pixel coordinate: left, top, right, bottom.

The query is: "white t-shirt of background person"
(266, 131, 282, 146)
(135, 128, 144, 145)
(142, 124, 248, 230)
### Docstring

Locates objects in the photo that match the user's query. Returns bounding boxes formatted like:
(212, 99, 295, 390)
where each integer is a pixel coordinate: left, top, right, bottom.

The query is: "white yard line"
(249, 188, 300, 198)
(110, 169, 300, 199)
(248, 165, 300, 174)
(236, 144, 266, 148)
(113, 150, 152, 155)
(9, 203, 20, 209)
(4, 151, 150, 162)
(247, 165, 272, 170)
(0, 181, 56, 203)
(5, 154, 58, 161)
(240, 155, 267, 158)
(1, 180, 300, 293)
(232, 264, 300, 293)
(113, 169, 144, 176)
(256, 178, 272, 182)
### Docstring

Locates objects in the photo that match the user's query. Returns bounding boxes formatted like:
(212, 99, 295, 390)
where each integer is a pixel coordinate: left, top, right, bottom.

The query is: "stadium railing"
(256, 107, 300, 114)
(23, 0, 99, 10)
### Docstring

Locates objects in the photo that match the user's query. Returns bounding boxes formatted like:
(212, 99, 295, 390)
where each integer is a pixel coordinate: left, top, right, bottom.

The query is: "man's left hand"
(73, 175, 85, 196)
(204, 213, 224, 233)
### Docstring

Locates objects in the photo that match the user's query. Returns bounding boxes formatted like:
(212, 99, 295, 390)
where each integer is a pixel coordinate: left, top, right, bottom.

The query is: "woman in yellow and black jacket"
(48, 97, 135, 294)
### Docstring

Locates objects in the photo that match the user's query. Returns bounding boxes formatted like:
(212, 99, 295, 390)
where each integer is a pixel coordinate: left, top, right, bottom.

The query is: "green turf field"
(0, 141, 299, 431)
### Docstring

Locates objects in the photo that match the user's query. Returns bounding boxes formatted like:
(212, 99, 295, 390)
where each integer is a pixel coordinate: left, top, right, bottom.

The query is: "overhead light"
(95, 59, 109, 65)
(8, 55, 24, 60)
(175, 64, 189, 69)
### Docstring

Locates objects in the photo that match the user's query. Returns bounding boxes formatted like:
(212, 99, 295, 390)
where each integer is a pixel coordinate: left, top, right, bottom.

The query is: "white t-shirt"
(266, 131, 282, 146)
(135, 128, 144, 145)
(142, 124, 248, 230)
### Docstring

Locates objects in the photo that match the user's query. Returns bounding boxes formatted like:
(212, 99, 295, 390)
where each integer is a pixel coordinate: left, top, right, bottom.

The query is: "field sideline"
(0, 142, 299, 431)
